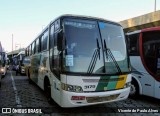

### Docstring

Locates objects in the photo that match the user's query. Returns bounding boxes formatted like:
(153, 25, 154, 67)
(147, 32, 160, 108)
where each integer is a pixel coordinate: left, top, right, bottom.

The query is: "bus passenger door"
(155, 47, 160, 99)
(49, 23, 61, 105)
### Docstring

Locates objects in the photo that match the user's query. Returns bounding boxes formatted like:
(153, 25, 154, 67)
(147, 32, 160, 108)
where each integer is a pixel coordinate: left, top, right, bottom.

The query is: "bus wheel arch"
(129, 77, 140, 98)
(44, 76, 52, 103)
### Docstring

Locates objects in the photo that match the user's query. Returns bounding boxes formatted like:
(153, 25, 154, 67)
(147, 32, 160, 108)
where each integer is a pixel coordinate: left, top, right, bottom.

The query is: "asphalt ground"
(0, 69, 160, 116)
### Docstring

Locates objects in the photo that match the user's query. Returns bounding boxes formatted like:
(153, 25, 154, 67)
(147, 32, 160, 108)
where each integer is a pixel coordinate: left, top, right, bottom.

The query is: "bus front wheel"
(129, 79, 139, 99)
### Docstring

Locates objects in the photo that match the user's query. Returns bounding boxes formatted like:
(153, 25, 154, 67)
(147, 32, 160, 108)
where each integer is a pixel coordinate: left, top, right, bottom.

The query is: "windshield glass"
(13, 56, 18, 65)
(62, 18, 129, 74)
(99, 22, 129, 73)
(23, 58, 30, 64)
(63, 18, 104, 73)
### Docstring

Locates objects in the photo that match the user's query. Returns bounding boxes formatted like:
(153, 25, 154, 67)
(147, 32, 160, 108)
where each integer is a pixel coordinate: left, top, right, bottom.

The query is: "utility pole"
(155, 0, 157, 12)
(12, 34, 13, 58)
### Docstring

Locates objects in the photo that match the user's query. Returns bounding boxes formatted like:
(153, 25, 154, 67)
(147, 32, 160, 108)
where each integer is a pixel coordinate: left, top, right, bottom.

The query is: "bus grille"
(86, 94, 120, 103)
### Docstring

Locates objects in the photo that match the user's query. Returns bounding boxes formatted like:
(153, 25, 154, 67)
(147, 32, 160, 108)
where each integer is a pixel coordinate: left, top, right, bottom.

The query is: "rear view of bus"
(26, 15, 131, 107)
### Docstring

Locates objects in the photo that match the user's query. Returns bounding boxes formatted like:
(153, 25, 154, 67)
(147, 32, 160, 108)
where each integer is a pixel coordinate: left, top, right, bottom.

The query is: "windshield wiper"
(103, 39, 122, 74)
(87, 39, 100, 74)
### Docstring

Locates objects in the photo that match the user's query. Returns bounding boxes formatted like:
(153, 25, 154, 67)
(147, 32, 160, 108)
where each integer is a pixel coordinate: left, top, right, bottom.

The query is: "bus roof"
(26, 14, 122, 49)
(51, 14, 121, 26)
(126, 26, 160, 35)
(141, 26, 160, 32)
(126, 30, 141, 35)
(17, 51, 25, 56)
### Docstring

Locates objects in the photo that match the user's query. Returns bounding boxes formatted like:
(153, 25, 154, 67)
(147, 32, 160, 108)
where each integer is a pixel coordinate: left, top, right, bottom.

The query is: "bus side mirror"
(57, 32, 65, 51)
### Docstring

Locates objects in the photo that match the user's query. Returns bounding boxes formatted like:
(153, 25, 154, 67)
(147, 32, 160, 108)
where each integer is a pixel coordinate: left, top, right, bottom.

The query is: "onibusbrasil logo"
(2, 108, 42, 114)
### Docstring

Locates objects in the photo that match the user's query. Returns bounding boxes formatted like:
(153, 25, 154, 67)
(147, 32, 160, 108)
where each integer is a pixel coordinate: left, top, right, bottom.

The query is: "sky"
(0, 0, 160, 52)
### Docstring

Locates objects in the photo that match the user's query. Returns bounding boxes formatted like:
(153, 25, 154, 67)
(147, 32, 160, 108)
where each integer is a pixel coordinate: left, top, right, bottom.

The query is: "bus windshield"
(63, 18, 129, 74)
(99, 22, 129, 74)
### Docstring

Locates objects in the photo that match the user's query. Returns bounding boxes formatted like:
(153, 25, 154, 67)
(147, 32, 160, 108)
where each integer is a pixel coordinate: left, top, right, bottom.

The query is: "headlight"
(124, 82, 131, 88)
(0, 68, 4, 72)
(61, 83, 83, 93)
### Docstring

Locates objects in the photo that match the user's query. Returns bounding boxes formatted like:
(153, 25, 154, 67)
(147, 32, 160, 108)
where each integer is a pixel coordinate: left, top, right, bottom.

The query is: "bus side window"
(40, 35, 44, 51)
(25, 49, 27, 56)
(29, 45, 32, 56)
(50, 23, 60, 77)
(41, 30, 48, 51)
(49, 24, 55, 71)
(54, 32, 58, 65)
(35, 38, 40, 53)
(27, 47, 29, 56)
(32, 42, 35, 54)
(50, 24, 54, 49)
(128, 33, 139, 56)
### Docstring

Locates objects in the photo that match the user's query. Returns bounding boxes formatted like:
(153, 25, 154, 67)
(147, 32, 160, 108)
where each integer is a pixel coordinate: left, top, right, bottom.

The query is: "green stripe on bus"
(95, 76, 111, 91)
(106, 76, 118, 90)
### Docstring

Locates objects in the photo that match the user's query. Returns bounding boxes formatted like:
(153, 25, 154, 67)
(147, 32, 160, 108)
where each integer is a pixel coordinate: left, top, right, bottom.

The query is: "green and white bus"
(25, 15, 131, 107)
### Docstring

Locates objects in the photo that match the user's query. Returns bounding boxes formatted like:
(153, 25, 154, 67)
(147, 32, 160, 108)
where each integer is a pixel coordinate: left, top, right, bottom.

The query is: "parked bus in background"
(126, 26, 160, 99)
(12, 55, 18, 71)
(25, 15, 131, 107)
(23, 57, 30, 76)
(0, 52, 7, 77)
(17, 51, 25, 75)
(0, 52, 3, 87)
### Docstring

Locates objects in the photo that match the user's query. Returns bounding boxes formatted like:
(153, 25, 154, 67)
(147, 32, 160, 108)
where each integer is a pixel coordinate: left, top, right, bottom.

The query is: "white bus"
(25, 15, 131, 107)
(126, 26, 160, 99)
(12, 55, 18, 71)
(0, 52, 4, 87)
(17, 51, 25, 74)
(0, 52, 7, 77)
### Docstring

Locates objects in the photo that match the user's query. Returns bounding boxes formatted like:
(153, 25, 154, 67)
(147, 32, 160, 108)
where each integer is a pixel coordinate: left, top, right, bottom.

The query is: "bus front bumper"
(59, 87, 130, 107)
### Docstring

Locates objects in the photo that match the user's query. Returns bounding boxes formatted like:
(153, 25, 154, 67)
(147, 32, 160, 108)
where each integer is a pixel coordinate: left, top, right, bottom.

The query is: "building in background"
(120, 10, 160, 32)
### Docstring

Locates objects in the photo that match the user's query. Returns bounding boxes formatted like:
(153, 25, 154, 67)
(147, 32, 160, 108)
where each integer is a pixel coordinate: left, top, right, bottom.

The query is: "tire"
(129, 79, 139, 99)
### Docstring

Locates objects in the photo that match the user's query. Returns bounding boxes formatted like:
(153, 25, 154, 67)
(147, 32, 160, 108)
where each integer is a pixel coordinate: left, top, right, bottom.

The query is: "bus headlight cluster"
(124, 82, 131, 88)
(21, 68, 25, 71)
(61, 83, 83, 92)
(0, 68, 4, 73)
